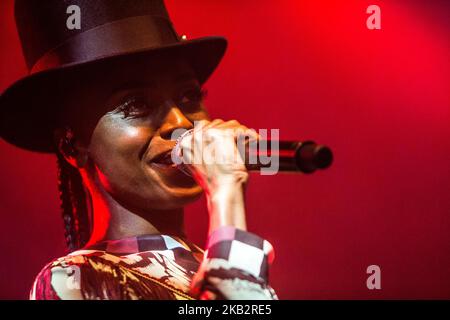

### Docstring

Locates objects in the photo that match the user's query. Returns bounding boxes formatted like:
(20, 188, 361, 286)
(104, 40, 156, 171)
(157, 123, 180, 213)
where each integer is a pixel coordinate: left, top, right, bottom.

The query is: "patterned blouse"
(30, 226, 278, 300)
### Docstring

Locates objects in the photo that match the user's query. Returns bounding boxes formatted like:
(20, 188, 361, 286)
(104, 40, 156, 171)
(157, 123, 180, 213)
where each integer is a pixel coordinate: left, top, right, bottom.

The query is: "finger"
(236, 128, 259, 142)
(205, 118, 225, 128)
(221, 124, 259, 142)
(214, 119, 240, 129)
(193, 119, 210, 132)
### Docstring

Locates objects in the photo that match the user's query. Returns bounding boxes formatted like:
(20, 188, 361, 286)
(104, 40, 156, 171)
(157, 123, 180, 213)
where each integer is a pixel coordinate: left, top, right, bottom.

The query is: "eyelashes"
(114, 88, 208, 119)
(114, 97, 150, 119)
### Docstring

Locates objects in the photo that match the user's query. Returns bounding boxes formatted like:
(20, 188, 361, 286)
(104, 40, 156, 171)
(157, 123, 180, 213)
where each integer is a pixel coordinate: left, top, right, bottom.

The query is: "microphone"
(171, 129, 333, 175)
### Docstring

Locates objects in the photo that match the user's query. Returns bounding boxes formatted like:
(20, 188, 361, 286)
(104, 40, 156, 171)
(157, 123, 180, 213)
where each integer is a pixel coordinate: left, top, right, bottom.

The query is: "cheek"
(89, 115, 153, 185)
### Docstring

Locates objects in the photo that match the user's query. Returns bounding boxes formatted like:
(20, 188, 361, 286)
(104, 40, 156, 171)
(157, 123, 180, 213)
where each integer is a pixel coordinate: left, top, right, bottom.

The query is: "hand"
(178, 119, 258, 235)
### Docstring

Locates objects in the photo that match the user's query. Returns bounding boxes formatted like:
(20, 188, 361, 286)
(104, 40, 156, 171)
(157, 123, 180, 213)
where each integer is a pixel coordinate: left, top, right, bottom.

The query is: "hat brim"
(0, 36, 227, 153)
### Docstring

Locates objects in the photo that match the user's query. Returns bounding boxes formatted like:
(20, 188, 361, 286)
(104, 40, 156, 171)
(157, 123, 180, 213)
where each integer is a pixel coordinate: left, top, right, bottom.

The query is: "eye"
(177, 88, 207, 111)
(115, 97, 152, 119)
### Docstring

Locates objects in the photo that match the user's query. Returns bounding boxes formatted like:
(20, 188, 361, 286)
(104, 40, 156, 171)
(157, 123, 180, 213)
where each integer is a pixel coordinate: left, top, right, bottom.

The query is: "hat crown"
(15, 0, 174, 70)
(2, 0, 227, 153)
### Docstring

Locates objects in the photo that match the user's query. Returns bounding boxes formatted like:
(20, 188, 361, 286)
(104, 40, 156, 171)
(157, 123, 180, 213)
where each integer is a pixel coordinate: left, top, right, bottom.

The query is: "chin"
(139, 165, 204, 208)
(161, 184, 204, 207)
(135, 183, 202, 210)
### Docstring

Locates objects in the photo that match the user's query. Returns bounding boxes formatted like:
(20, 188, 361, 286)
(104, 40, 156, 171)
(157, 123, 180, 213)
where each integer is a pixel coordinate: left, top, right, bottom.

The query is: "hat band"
(31, 15, 180, 74)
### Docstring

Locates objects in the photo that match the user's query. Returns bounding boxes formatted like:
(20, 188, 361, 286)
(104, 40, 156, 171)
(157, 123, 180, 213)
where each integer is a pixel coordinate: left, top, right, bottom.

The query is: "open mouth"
(148, 149, 196, 187)
(151, 151, 176, 168)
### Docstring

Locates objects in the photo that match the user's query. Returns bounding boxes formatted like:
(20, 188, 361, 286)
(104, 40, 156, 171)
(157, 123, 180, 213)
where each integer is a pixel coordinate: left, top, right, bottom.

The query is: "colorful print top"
(30, 226, 278, 300)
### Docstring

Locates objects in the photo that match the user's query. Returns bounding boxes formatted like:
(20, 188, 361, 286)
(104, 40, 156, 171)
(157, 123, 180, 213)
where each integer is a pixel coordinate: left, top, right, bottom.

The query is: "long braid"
(56, 148, 91, 251)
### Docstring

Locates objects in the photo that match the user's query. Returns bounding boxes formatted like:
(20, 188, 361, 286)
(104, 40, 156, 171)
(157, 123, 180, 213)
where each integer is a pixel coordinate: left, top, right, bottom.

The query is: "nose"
(159, 102, 193, 140)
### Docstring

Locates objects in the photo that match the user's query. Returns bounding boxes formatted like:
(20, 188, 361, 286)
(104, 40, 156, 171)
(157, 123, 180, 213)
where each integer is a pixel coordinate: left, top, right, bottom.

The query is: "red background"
(1, 0, 449, 299)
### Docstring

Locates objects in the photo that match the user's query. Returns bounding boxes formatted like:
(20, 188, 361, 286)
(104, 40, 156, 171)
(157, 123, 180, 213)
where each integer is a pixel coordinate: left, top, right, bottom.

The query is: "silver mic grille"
(171, 129, 194, 177)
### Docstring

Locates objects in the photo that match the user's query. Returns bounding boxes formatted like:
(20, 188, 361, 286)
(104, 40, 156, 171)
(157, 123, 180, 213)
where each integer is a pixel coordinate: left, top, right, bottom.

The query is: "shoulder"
(30, 249, 177, 300)
(30, 249, 108, 300)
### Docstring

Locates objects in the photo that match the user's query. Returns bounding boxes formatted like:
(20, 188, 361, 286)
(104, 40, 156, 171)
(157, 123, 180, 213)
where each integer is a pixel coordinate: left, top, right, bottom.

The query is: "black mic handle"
(245, 140, 333, 174)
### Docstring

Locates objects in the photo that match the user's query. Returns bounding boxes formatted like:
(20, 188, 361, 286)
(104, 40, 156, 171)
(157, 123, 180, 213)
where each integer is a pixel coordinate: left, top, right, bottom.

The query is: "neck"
(82, 171, 186, 248)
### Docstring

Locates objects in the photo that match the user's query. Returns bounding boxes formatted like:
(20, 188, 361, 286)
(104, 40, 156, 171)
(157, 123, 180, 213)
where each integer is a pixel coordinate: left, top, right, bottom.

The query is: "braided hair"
(55, 128, 92, 251)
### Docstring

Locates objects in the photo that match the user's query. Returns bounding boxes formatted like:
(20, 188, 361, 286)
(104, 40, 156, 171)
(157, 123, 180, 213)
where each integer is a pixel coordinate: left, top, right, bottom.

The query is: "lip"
(150, 162, 177, 169)
(147, 153, 196, 187)
(146, 147, 197, 188)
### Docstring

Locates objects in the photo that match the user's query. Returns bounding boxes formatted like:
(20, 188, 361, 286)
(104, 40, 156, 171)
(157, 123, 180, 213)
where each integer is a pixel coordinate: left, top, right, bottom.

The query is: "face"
(64, 55, 209, 212)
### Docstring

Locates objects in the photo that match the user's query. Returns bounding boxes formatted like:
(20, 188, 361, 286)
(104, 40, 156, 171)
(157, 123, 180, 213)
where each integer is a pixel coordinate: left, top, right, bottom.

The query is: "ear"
(54, 127, 89, 168)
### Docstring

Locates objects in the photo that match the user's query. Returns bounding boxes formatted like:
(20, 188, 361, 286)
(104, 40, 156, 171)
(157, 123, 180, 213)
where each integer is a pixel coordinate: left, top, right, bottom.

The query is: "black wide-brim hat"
(0, 0, 227, 153)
